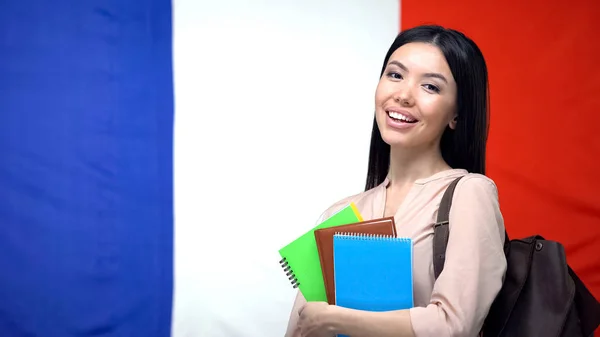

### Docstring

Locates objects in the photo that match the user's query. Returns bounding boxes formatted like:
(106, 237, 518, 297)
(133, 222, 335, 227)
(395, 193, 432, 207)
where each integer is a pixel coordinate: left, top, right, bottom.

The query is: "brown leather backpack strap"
(433, 176, 464, 280)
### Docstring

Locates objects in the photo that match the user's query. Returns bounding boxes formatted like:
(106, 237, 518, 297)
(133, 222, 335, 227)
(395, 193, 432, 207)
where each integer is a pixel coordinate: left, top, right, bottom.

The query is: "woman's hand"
(297, 302, 336, 337)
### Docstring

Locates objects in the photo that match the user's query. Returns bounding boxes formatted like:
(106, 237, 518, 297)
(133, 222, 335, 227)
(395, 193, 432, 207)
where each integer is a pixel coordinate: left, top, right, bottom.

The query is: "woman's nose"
(393, 90, 414, 107)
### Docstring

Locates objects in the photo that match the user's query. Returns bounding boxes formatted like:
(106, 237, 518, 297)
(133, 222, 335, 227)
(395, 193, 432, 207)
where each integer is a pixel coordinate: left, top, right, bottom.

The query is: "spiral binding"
(279, 257, 300, 288)
(333, 232, 411, 243)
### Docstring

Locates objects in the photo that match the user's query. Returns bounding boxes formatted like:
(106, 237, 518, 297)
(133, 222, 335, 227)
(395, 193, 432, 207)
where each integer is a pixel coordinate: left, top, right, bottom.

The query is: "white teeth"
(388, 111, 416, 122)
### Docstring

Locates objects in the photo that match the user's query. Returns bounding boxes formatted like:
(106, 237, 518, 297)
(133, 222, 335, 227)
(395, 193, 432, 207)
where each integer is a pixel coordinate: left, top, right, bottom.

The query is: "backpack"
(433, 176, 600, 337)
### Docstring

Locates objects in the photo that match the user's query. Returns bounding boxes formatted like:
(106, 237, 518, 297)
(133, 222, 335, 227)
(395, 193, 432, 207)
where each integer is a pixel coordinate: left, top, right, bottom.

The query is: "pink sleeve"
(409, 176, 507, 337)
(284, 291, 306, 337)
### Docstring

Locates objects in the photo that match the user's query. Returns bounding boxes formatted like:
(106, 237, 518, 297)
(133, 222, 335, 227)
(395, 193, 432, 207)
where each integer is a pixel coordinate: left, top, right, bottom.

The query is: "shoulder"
(449, 173, 505, 237)
(451, 173, 501, 216)
(455, 173, 499, 196)
(315, 185, 382, 223)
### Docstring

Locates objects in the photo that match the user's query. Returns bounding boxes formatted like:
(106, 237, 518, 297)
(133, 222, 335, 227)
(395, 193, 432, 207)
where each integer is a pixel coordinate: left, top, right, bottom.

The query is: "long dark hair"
(364, 25, 490, 191)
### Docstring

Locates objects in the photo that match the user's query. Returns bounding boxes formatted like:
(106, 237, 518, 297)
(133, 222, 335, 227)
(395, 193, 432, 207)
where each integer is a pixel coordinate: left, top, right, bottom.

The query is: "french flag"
(1, 0, 598, 336)
(0, 0, 398, 336)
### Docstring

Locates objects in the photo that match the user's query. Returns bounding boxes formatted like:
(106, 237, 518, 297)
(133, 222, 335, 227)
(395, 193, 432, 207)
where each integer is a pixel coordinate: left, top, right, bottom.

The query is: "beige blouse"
(284, 169, 507, 337)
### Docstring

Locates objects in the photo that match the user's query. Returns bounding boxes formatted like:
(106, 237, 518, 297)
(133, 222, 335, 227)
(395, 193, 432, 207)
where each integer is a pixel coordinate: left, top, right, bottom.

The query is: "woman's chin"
(380, 131, 411, 148)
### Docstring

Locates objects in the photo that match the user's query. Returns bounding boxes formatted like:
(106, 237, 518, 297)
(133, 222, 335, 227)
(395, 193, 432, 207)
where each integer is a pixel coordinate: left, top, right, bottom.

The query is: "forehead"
(388, 42, 452, 77)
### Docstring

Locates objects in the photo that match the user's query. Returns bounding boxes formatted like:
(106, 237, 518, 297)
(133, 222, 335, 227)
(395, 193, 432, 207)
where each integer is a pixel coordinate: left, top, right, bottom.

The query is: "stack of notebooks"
(278, 203, 414, 320)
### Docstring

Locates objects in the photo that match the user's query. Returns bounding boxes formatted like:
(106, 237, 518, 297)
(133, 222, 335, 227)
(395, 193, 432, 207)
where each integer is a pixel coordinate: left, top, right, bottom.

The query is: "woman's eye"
(423, 84, 440, 93)
(387, 72, 402, 80)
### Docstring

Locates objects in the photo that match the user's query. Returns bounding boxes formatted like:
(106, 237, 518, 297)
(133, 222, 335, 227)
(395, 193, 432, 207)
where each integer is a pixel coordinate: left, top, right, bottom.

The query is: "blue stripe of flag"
(0, 1, 174, 336)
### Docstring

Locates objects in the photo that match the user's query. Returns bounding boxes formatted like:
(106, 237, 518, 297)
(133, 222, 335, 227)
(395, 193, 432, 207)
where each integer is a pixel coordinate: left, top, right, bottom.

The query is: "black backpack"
(433, 177, 600, 337)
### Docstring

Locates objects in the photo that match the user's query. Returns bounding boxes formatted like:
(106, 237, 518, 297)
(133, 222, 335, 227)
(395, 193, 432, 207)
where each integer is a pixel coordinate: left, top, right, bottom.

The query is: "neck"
(387, 145, 452, 187)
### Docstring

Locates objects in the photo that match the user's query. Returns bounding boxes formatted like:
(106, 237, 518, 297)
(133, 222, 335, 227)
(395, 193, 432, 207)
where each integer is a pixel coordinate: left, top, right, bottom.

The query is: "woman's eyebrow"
(387, 60, 448, 83)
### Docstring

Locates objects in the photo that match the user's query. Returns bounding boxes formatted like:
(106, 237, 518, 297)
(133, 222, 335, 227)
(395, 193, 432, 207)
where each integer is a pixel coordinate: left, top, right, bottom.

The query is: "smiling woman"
(285, 25, 504, 337)
(366, 25, 490, 192)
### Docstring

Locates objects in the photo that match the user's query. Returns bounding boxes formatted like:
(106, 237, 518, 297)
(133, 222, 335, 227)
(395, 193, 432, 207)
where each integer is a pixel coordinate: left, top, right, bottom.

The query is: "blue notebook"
(333, 233, 413, 312)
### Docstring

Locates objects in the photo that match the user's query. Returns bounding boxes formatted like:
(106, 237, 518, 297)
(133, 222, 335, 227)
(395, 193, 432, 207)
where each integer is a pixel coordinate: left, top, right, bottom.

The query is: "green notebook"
(278, 203, 363, 302)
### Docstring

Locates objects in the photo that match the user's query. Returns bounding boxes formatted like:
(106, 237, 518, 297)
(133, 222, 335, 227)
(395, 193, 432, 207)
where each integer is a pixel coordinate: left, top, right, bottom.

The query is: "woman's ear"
(449, 114, 458, 130)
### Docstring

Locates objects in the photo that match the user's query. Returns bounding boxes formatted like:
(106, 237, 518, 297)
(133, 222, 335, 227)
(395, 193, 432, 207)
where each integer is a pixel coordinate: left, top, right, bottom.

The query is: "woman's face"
(375, 42, 458, 151)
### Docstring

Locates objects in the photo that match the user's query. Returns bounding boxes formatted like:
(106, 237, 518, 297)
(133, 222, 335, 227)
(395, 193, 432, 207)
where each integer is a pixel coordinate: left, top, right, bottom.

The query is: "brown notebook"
(314, 217, 397, 304)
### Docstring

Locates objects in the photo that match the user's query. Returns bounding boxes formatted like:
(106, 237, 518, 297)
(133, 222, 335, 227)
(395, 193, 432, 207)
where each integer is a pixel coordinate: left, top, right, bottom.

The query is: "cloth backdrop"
(0, 0, 597, 336)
